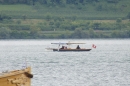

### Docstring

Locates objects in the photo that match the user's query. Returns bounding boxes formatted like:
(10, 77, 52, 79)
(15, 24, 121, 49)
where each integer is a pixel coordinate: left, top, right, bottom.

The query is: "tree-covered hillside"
(0, 0, 130, 39)
(0, 0, 128, 5)
(1, 0, 130, 12)
(0, 0, 130, 19)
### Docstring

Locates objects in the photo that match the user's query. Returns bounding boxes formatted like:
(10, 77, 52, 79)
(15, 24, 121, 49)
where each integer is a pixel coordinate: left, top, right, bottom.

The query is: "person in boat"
(60, 46, 64, 49)
(64, 46, 67, 49)
(76, 45, 80, 49)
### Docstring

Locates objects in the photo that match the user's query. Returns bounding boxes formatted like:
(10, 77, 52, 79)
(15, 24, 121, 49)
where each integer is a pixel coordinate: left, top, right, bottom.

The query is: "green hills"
(0, 0, 130, 39)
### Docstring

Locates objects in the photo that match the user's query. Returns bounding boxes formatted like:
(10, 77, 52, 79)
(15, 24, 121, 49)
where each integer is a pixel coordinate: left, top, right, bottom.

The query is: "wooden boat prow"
(0, 67, 33, 86)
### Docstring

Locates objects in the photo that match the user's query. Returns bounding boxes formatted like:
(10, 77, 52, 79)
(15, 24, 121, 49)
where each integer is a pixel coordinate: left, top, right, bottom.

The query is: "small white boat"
(46, 42, 96, 52)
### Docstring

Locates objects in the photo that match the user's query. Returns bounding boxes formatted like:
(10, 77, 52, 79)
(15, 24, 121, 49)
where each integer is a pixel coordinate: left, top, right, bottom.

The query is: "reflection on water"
(0, 39, 130, 86)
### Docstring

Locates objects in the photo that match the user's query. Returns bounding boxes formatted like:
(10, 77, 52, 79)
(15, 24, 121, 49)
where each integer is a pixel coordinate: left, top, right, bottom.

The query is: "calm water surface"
(0, 39, 130, 86)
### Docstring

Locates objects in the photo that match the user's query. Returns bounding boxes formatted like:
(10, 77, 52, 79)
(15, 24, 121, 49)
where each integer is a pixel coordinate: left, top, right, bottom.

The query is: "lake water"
(0, 39, 130, 86)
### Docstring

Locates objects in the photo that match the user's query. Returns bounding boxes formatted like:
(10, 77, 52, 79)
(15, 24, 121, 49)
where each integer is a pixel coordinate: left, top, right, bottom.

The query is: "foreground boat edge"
(0, 67, 33, 86)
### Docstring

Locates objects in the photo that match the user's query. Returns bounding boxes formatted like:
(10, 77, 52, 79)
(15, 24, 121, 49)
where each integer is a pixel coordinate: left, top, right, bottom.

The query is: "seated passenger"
(76, 45, 80, 49)
(60, 46, 64, 49)
(64, 46, 67, 49)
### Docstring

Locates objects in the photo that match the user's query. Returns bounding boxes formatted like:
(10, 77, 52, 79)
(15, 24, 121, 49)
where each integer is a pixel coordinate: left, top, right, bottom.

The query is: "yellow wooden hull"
(0, 67, 33, 86)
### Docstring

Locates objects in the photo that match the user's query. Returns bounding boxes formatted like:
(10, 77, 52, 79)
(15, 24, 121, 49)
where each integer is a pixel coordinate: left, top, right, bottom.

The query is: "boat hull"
(0, 67, 33, 86)
(53, 49, 91, 51)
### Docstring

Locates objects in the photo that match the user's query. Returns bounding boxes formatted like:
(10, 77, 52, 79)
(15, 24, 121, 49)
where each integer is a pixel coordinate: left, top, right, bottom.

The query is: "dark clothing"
(60, 46, 64, 49)
(76, 45, 80, 49)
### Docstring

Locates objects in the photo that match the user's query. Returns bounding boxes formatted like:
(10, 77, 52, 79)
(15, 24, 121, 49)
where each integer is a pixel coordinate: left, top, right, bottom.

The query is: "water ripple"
(0, 39, 130, 86)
